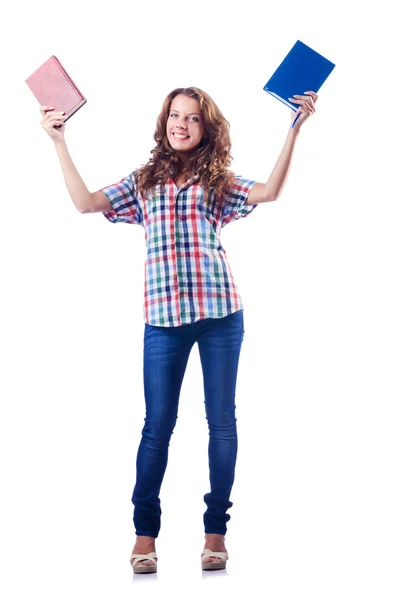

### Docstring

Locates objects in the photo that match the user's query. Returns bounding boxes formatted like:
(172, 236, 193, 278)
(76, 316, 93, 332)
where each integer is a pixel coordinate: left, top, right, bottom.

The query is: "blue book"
(263, 40, 335, 114)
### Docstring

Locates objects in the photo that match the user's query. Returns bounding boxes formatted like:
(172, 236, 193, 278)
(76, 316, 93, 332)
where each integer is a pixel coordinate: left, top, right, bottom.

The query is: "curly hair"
(135, 87, 236, 206)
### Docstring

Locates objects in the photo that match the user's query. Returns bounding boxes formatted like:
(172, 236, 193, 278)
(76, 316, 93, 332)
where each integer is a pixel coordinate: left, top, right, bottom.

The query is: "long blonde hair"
(135, 87, 236, 205)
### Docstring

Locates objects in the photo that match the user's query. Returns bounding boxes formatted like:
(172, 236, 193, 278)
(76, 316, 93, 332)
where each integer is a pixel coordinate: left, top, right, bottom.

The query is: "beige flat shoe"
(201, 548, 229, 571)
(130, 551, 158, 574)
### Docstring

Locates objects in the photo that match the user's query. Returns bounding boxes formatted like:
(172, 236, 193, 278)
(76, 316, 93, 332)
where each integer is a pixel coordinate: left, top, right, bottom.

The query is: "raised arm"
(40, 106, 111, 214)
(245, 92, 318, 205)
(53, 137, 111, 213)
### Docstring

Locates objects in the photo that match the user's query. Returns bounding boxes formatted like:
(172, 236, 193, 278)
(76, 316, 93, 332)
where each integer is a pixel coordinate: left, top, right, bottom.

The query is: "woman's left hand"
(288, 91, 318, 129)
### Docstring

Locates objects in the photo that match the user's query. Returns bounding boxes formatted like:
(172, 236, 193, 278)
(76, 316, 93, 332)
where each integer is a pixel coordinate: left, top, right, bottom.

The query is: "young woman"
(40, 86, 317, 573)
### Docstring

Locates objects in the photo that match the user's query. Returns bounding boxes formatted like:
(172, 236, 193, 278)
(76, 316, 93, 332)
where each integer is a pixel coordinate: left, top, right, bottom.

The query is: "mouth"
(172, 133, 190, 140)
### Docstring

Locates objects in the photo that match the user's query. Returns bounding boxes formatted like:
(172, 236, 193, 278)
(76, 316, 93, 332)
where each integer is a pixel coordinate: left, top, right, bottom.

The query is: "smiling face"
(166, 94, 205, 158)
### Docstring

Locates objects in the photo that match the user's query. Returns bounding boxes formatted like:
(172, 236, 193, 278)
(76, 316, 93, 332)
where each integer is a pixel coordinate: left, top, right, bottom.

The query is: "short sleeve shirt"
(101, 171, 258, 326)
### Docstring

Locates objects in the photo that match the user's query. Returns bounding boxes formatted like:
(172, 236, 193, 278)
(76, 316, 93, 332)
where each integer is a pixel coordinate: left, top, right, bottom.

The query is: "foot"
(202, 533, 228, 565)
(131, 536, 157, 567)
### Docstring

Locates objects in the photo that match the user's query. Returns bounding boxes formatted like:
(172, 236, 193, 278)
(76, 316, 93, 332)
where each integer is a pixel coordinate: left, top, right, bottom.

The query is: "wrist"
(287, 125, 301, 143)
(53, 137, 66, 150)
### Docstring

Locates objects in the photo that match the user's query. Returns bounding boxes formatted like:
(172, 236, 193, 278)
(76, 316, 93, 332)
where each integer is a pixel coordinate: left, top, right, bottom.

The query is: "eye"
(190, 117, 199, 122)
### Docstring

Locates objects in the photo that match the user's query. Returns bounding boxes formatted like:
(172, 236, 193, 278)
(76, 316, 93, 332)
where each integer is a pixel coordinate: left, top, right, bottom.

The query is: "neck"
(175, 158, 191, 177)
(177, 156, 188, 168)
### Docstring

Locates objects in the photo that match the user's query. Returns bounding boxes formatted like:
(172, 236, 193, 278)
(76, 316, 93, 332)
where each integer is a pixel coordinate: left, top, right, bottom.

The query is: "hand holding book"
(40, 105, 68, 141)
(263, 41, 335, 130)
(289, 91, 318, 129)
(25, 55, 86, 141)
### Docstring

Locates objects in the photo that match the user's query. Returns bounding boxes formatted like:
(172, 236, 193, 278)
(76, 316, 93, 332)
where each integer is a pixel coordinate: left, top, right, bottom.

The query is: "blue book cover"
(263, 40, 335, 112)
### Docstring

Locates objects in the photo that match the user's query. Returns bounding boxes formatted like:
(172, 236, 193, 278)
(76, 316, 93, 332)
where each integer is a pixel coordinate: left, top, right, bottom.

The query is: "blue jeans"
(132, 309, 245, 537)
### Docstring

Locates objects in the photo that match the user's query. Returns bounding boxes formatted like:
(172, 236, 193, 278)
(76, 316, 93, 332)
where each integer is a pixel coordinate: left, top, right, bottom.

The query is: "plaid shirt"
(101, 171, 258, 326)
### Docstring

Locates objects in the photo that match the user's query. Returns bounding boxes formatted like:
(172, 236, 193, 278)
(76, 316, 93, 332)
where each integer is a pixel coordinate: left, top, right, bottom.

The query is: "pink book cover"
(25, 55, 87, 123)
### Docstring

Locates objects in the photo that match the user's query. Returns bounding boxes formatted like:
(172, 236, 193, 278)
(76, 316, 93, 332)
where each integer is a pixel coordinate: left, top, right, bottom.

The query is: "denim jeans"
(131, 309, 245, 537)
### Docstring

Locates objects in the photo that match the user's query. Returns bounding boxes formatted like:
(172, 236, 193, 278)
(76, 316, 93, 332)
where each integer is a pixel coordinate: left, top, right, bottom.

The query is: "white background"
(1, 0, 396, 598)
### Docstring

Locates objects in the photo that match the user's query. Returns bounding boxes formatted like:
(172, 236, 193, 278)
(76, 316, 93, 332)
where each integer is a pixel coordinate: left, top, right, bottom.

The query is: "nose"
(174, 116, 188, 128)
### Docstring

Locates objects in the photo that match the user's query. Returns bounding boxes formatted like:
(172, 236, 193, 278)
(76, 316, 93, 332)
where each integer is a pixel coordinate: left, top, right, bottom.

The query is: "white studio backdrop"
(1, 0, 396, 598)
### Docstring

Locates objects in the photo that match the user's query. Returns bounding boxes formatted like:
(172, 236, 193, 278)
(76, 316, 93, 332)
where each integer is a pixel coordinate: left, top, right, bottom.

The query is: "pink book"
(25, 55, 87, 123)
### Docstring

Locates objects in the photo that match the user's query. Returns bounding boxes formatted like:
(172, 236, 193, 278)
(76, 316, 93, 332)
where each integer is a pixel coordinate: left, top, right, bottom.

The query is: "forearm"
(53, 138, 91, 213)
(265, 127, 300, 200)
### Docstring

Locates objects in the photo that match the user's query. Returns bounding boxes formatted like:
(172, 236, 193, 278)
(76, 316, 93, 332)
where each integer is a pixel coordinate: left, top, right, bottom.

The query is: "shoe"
(130, 551, 158, 574)
(201, 548, 229, 571)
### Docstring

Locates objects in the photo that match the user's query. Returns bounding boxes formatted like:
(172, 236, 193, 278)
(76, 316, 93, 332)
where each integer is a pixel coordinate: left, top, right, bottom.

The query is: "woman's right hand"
(40, 106, 67, 141)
